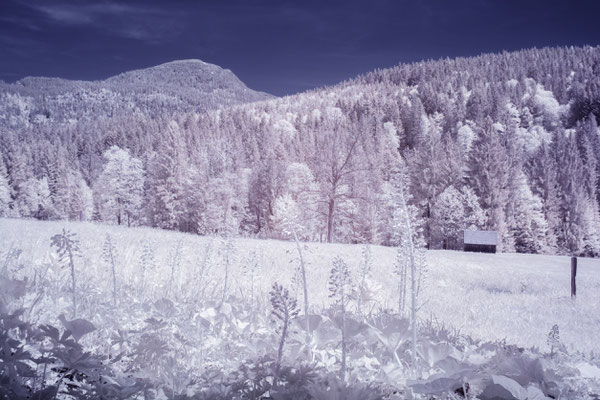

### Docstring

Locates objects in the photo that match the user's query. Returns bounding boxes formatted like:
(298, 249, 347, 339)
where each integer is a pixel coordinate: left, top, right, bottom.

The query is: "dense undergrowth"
(1, 230, 599, 399)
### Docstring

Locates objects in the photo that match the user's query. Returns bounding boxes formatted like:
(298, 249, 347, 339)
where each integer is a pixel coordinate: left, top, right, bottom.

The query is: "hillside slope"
(2, 217, 598, 354)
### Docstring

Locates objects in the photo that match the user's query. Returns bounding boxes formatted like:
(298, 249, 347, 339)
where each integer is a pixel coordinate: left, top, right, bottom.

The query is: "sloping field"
(1, 217, 598, 354)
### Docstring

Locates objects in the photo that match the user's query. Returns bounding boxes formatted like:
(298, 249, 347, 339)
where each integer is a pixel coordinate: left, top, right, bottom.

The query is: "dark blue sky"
(1, 0, 600, 96)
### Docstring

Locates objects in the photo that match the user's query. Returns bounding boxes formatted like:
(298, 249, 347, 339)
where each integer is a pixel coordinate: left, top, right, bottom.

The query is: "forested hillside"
(1, 46, 600, 255)
(0, 59, 272, 127)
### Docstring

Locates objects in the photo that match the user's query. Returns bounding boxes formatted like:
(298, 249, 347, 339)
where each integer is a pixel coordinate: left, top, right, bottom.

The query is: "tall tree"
(510, 171, 549, 254)
(469, 118, 513, 251)
(144, 121, 187, 229)
(555, 131, 588, 254)
(409, 112, 464, 248)
(94, 146, 145, 226)
(310, 111, 365, 242)
(526, 142, 560, 254)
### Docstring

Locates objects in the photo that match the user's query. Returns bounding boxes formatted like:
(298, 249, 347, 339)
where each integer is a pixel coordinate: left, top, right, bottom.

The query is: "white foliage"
(522, 79, 564, 125)
(0, 171, 10, 216)
(512, 171, 549, 253)
(432, 186, 466, 247)
(457, 122, 477, 153)
(311, 108, 322, 122)
(383, 121, 399, 149)
(325, 106, 344, 121)
(272, 193, 302, 238)
(272, 118, 297, 141)
(506, 79, 519, 88)
(431, 185, 485, 248)
(533, 83, 562, 124)
(17, 176, 52, 217)
(74, 177, 94, 221)
(285, 162, 318, 197)
(94, 146, 145, 225)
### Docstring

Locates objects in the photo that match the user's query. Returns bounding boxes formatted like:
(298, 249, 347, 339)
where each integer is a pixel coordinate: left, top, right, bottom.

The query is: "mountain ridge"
(0, 59, 273, 127)
(13, 59, 269, 94)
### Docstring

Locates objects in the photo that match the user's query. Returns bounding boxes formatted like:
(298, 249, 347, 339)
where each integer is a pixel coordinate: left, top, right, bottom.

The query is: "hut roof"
(464, 230, 498, 245)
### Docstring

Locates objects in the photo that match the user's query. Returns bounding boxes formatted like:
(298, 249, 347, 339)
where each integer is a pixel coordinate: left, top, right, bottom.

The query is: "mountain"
(0, 59, 273, 128)
(1, 46, 600, 257)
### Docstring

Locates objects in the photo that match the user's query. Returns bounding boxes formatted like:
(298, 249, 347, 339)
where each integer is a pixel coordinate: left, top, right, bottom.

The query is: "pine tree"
(45, 150, 72, 219)
(576, 117, 599, 204)
(431, 186, 466, 249)
(555, 131, 587, 255)
(143, 122, 188, 230)
(379, 164, 424, 247)
(575, 116, 600, 255)
(527, 142, 560, 254)
(469, 118, 512, 251)
(403, 94, 427, 149)
(511, 171, 548, 254)
(409, 113, 464, 248)
(6, 144, 33, 217)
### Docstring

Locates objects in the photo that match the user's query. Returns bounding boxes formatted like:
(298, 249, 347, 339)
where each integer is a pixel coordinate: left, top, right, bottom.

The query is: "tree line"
(1, 46, 599, 255)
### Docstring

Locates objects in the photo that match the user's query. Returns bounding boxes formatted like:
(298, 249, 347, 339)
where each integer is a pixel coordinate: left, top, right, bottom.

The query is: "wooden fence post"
(571, 256, 577, 298)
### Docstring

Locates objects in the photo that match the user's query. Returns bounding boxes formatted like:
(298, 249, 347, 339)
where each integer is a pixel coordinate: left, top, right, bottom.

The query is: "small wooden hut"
(463, 230, 497, 253)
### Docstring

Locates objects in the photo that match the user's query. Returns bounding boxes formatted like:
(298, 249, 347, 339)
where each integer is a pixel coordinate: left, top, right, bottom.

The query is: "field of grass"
(2, 217, 597, 354)
(2, 217, 600, 399)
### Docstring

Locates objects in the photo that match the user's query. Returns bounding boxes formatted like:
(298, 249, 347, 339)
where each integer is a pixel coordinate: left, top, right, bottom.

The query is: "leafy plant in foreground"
(547, 323, 563, 357)
(193, 238, 214, 302)
(393, 244, 409, 317)
(0, 309, 144, 400)
(328, 256, 352, 382)
(218, 238, 234, 309)
(50, 229, 81, 317)
(102, 233, 119, 306)
(292, 230, 312, 357)
(356, 244, 372, 316)
(138, 239, 156, 298)
(166, 239, 184, 298)
(271, 363, 319, 400)
(270, 282, 299, 388)
(307, 373, 384, 400)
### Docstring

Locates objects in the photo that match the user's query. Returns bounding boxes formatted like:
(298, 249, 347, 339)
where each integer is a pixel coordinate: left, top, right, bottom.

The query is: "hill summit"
(1, 59, 273, 127)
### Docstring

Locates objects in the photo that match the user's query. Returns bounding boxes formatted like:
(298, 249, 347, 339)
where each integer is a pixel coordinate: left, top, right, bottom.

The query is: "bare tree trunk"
(117, 197, 123, 225)
(425, 202, 431, 249)
(327, 197, 335, 243)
